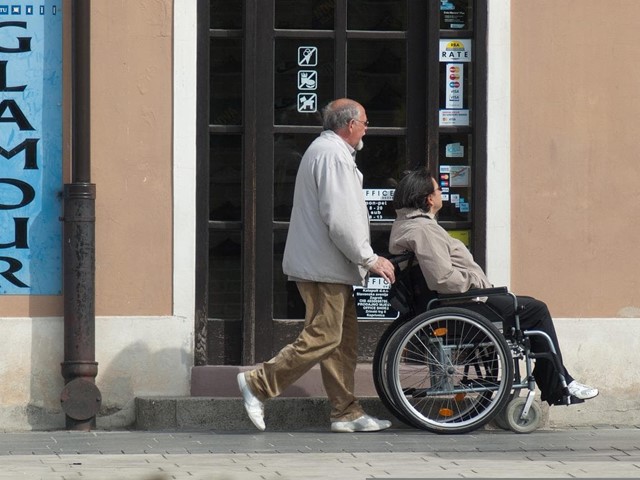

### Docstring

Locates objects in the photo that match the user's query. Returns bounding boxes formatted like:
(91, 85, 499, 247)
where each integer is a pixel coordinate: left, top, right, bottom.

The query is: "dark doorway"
(198, 0, 486, 366)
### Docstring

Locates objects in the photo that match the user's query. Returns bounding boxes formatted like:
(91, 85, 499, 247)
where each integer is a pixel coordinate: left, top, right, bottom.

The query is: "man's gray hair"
(321, 100, 360, 131)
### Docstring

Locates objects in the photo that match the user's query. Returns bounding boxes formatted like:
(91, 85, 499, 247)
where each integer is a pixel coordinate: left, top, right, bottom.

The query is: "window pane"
(347, 0, 406, 31)
(210, 38, 242, 125)
(371, 230, 391, 258)
(273, 230, 306, 319)
(210, 0, 243, 29)
(437, 132, 472, 222)
(440, 0, 473, 30)
(275, 0, 335, 30)
(210, 135, 242, 221)
(274, 134, 316, 221)
(274, 39, 334, 126)
(358, 136, 407, 222)
(209, 231, 242, 318)
(347, 40, 406, 127)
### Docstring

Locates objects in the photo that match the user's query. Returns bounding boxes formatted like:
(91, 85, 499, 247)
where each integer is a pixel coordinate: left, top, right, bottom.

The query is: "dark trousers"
(486, 295, 574, 404)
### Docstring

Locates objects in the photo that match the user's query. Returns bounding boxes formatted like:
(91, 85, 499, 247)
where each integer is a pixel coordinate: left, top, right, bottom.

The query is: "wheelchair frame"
(373, 252, 574, 434)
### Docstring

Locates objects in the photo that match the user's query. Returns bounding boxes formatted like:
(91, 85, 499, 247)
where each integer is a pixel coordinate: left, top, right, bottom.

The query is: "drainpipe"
(60, 0, 101, 431)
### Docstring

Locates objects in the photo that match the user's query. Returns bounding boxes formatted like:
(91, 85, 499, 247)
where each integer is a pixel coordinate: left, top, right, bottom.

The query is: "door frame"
(195, 0, 492, 366)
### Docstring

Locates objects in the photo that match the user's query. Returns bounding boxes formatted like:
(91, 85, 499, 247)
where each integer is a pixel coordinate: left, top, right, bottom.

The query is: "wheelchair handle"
(386, 251, 415, 269)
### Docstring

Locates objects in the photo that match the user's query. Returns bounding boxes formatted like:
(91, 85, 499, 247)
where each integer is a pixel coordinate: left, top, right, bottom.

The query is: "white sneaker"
(568, 380, 599, 400)
(331, 414, 392, 433)
(237, 372, 265, 431)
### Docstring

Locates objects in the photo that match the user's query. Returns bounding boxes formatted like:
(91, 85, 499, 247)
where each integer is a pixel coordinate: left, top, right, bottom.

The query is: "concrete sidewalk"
(0, 425, 639, 479)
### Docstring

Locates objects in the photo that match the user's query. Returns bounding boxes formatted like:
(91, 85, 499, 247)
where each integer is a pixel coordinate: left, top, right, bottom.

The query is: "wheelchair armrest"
(430, 286, 510, 305)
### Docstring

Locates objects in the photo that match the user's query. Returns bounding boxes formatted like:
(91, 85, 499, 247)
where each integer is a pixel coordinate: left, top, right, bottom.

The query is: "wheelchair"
(373, 252, 577, 434)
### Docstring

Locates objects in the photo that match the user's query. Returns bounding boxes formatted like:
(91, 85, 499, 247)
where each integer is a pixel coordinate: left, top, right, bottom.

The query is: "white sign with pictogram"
(297, 93, 317, 112)
(298, 70, 317, 90)
(298, 46, 318, 66)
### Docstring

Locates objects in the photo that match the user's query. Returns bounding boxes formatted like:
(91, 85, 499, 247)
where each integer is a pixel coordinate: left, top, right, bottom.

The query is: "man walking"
(238, 98, 396, 432)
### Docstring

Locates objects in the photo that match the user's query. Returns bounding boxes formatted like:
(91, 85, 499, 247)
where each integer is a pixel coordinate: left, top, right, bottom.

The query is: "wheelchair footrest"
(552, 394, 585, 406)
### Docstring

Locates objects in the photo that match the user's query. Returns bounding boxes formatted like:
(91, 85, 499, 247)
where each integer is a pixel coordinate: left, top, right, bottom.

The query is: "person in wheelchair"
(388, 167, 598, 406)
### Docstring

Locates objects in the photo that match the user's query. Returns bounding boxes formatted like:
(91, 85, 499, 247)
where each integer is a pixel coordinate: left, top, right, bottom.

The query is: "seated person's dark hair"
(393, 167, 434, 211)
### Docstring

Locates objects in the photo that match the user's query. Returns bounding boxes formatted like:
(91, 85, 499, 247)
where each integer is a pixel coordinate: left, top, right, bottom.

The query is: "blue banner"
(0, 1, 63, 294)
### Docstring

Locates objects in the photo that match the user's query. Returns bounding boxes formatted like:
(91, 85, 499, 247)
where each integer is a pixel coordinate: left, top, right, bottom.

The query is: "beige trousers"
(246, 281, 364, 422)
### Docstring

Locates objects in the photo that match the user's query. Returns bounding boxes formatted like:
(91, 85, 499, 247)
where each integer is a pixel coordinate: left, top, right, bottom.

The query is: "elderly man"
(237, 98, 396, 432)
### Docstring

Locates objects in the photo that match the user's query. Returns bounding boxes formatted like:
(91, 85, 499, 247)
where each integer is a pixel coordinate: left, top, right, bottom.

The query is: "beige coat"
(283, 130, 377, 286)
(389, 208, 491, 294)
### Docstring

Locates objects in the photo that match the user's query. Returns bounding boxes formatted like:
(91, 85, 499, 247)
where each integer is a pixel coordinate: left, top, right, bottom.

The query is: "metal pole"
(60, 0, 101, 431)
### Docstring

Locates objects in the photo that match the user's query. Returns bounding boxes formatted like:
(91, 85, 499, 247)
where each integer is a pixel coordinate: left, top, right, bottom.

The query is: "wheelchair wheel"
(385, 307, 514, 434)
(492, 391, 519, 430)
(373, 316, 415, 426)
(504, 396, 542, 434)
(492, 406, 511, 430)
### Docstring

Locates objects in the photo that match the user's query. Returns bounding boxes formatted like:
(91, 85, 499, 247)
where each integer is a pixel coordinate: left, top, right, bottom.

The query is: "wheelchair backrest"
(387, 252, 436, 316)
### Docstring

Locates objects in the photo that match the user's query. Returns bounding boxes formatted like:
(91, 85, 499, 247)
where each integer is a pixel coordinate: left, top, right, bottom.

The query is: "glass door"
(260, 0, 430, 362)
(202, 0, 486, 365)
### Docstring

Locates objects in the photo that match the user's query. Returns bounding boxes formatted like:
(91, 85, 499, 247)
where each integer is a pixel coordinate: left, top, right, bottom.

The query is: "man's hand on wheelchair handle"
(369, 256, 396, 284)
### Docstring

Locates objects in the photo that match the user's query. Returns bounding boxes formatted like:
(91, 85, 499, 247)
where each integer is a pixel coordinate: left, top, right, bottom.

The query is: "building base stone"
(135, 396, 400, 431)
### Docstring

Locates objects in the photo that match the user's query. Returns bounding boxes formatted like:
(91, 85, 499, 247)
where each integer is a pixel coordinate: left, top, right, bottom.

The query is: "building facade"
(0, 0, 638, 430)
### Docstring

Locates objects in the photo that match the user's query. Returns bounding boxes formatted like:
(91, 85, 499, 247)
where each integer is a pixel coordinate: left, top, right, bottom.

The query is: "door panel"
(202, 0, 486, 365)
(264, 0, 423, 360)
(347, 40, 407, 128)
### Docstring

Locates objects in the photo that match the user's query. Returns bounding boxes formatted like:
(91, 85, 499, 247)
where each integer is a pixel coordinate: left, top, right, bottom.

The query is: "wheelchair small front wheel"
(505, 396, 542, 434)
(492, 391, 519, 430)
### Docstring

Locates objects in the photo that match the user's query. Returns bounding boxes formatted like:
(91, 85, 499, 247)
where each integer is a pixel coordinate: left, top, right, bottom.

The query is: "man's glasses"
(352, 118, 370, 127)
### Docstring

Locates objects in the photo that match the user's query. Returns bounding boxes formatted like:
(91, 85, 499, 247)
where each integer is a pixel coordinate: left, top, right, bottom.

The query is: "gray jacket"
(283, 130, 378, 286)
(389, 208, 491, 294)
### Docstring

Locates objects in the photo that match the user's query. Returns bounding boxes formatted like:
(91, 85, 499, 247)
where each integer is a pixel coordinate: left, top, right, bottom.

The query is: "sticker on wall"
(445, 63, 463, 109)
(363, 188, 395, 222)
(445, 142, 465, 158)
(298, 70, 317, 90)
(296, 46, 319, 113)
(0, 1, 63, 294)
(440, 172, 450, 187)
(439, 39, 472, 62)
(297, 93, 317, 112)
(440, 0, 467, 30)
(439, 109, 469, 126)
(298, 46, 318, 66)
(450, 166, 470, 187)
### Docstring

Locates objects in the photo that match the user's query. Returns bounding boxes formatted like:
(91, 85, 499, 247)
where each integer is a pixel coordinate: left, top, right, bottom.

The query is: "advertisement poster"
(0, 1, 63, 294)
(440, 0, 468, 30)
(354, 277, 399, 321)
(363, 188, 395, 222)
(439, 39, 472, 63)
